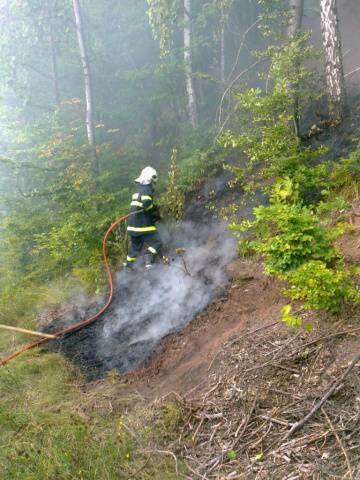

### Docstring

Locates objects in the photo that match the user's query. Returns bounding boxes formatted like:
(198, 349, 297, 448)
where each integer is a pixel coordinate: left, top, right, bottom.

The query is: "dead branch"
(232, 393, 258, 448)
(345, 66, 360, 78)
(141, 449, 179, 476)
(321, 407, 353, 480)
(283, 349, 360, 440)
(208, 321, 279, 372)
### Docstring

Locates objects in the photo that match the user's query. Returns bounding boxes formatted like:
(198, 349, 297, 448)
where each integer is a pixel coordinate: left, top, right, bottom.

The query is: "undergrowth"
(0, 353, 185, 479)
(222, 3, 360, 324)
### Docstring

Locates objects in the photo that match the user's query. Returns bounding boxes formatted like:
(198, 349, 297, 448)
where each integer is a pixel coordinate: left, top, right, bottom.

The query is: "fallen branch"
(207, 321, 279, 372)
(283, 349, 360, 440)
(321, 407, 353, 480)
(141, 449, 179, 476)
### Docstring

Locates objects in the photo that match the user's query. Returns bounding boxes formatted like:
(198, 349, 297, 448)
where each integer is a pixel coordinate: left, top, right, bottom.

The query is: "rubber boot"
(144, 253, 154, 269)
(123, 261, 135, 271)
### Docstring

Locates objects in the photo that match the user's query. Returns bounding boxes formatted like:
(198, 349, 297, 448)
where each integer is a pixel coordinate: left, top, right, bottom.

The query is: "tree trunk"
(320, 0, 346, 121)
(287, 0, 304, 137)
(220, 7, 225, 83)
(72, 0, 98, 175)
(184, 0, 198, 128)
(287, 0, 304, 37)
(50, 21, 60, 107)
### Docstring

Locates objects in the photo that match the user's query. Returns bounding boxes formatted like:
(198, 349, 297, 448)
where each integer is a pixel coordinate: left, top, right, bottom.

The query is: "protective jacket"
(127, 183, 160, 236)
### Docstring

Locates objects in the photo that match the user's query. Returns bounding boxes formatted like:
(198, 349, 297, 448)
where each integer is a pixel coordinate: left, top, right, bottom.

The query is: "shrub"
(284, 260, 360, 312)
(230, 200, 341, 276)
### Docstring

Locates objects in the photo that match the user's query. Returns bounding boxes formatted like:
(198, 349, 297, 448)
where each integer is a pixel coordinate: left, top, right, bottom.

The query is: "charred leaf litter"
(43, 173, 264, 380)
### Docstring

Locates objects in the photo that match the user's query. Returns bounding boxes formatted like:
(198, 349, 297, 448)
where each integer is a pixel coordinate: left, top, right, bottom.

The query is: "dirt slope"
(125, 259, 284, 399)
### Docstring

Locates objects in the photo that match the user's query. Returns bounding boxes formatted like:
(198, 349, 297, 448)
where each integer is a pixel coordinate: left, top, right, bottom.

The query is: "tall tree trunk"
(287, 0, 304, 137)
(184, 0, 198, 129)
(72, 0, 98, 175)
(319, 0, 346, 121)
(50, 22, 60, 107)
(220, 7, 225, 83)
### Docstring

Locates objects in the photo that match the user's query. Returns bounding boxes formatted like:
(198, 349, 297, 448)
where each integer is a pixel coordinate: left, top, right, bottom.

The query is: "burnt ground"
(43, 221, 235, 379)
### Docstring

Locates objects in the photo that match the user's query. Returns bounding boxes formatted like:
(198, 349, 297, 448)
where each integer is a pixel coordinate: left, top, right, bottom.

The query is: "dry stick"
(321, 407, 353, 480)
(345, 66, 360, 78)
(245, 330, 302, 374)
(0, 324, 56, 339)
(207, 321, 279, 372)
(232, 393, 258, 448)
(216, 59, 264, 136)
(141, 449, 179, 476)
(226, 19, 261, 85)
(283, 349, 360, 440)
(289, 326, 360, 358)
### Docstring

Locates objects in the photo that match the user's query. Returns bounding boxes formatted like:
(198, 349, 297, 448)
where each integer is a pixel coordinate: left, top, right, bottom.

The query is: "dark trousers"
(127, 232, 162, 264)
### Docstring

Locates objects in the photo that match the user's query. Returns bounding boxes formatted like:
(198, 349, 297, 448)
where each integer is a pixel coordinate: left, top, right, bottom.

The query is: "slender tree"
(287, 0, 304, 37)
(184, 0, 198, 128)
(319, 0, 346, 120)
(220, 5, 226, 83)
(72, 0, 98, 174)
(49, 13, 60, 106)
(287, 0, 304, 136)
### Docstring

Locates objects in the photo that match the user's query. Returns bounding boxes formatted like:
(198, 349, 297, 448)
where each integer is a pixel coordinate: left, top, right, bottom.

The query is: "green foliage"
(160, 148, 185, 221)
(231, 192, 359, 313)
(220, 32, 321, 177)
(0, 355, 129, 480)
(231, 198, 341, 276)
(223, 7, 360, 317)
(146, 0, 180, 56)
(284, 261, 360, 312)
(152, 397, 187, 443)
(282, 304, 301, 328)
(226, 450, 237, 460)
(331, 148, 360, 200)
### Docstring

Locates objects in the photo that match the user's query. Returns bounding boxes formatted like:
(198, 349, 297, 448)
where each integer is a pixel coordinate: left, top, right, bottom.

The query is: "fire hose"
(0, 212, 132, 368)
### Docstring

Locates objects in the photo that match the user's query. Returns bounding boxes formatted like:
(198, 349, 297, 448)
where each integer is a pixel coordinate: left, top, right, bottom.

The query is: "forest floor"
(70, 204, 360, 479)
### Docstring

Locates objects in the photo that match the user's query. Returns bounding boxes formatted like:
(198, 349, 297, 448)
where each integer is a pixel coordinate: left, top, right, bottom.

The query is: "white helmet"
(135, 166, 158, 185)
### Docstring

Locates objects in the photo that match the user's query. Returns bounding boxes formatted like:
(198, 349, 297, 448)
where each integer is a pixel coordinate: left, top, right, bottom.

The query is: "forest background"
(0, 0, 359, 321)
(2, 1, 360, 478)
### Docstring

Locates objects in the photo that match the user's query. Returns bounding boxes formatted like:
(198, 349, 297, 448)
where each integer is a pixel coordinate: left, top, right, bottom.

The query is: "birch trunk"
(287, 0, 304, 137)
(72, 0, 98, 174)
(184, 0, 198, 129)
(320, 0, 346, 120)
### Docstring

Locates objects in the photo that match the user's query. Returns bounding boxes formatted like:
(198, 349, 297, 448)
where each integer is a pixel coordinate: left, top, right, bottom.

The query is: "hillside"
(1, 1, 360, 479)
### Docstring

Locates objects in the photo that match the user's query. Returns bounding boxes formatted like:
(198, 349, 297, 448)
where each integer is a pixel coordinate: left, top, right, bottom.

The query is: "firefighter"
(124, 166, 162, 269)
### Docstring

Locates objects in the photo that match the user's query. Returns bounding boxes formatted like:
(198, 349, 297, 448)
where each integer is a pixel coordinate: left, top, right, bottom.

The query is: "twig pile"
(176, 321, 360, 479)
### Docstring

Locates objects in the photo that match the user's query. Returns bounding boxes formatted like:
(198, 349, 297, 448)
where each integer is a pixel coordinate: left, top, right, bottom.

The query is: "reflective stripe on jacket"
(127, 183, 157, 235)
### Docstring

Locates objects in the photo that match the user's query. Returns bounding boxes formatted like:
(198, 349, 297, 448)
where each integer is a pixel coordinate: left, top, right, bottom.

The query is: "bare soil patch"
(122, 258, 284, 399)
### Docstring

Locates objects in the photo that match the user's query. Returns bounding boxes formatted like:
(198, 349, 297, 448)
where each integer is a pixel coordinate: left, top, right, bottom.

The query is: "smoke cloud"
(97, 220, 236, 373)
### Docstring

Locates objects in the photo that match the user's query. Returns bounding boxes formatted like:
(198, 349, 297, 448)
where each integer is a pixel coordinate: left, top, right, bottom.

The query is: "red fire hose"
(0, 213, 130, 368)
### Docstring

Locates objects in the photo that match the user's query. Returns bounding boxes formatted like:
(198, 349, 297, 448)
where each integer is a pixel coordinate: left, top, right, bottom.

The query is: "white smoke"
(98, 221, 236, 371)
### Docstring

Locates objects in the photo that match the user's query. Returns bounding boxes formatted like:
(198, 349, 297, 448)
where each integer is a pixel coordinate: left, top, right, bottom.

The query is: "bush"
(331, 149, 360, 200)
(284, 260, 360, 312)
(230, 200, 341, 275)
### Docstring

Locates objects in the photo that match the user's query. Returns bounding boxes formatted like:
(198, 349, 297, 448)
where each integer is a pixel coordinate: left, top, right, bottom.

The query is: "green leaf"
(226, 450, 237, 460)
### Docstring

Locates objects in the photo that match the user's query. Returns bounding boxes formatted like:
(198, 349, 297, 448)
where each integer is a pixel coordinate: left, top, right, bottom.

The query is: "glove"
(151, 205, 161, 223)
